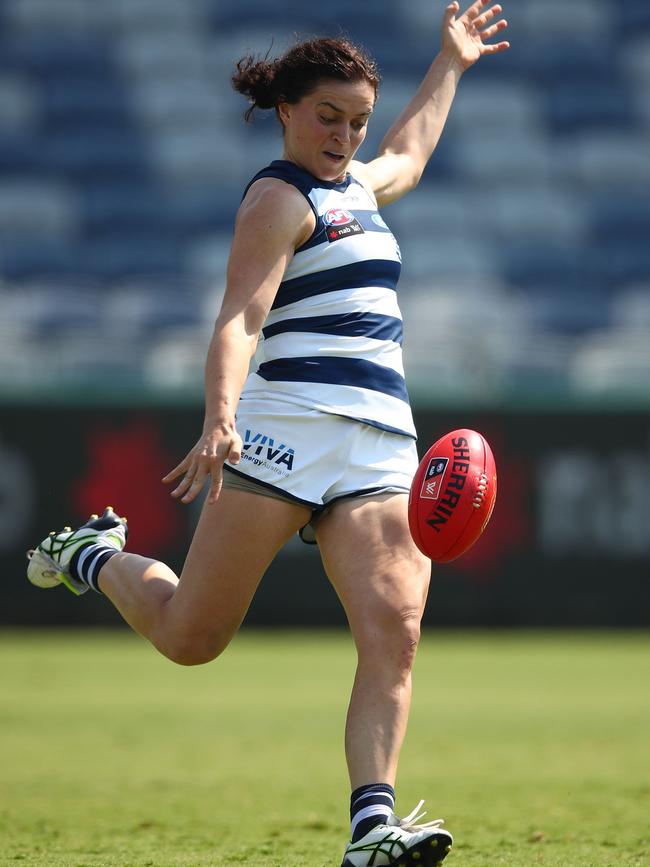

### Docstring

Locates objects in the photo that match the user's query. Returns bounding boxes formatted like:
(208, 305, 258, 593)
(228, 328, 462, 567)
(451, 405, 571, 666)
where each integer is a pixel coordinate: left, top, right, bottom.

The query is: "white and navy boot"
(341, 801, 453, 867)
(26, 507, 128, 596)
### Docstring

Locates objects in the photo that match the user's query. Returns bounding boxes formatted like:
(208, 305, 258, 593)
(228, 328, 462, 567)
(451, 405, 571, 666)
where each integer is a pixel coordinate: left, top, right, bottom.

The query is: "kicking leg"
(29, 490, 310, 666)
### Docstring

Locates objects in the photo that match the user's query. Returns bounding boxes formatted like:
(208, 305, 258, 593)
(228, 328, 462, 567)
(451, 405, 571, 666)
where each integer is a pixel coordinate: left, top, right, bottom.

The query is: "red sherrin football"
(408, 429, 497, 563)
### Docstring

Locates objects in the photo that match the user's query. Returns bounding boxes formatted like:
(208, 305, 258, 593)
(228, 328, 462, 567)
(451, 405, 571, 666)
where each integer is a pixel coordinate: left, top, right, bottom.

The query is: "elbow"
(378, 150, 424, 201)
(247, 331, 261, 359)
(406, 153, 426, 191)
(405, 167, 423, 194)
(394, 168, 422, 201)
(211, 313, 261, 360)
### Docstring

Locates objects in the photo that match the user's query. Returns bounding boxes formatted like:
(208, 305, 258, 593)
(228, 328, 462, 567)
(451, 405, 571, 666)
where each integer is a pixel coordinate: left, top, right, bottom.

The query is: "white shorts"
(223, 396, 418, 541)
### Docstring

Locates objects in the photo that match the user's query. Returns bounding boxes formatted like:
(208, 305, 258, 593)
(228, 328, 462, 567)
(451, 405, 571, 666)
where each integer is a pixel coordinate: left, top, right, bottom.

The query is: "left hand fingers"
(479, 38, 510, 55)
(473, 3, 503, 30)
(171, 467, 199, 499)
(479, 18, 508, 42)
(181, 474, 209, 504)
(463, 0, 492, 23)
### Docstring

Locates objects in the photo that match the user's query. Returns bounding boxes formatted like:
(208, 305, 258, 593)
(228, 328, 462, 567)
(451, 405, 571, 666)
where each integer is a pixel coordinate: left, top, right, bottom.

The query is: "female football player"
(28, 3, 508, 864)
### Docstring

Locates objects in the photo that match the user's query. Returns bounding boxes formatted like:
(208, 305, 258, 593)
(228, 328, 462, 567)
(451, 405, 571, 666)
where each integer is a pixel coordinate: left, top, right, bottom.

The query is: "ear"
(277, 101, 291, 127)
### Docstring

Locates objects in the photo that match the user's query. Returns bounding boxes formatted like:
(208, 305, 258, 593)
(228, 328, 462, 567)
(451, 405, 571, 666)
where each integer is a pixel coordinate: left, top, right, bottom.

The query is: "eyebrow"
(316, 100, 373, 117)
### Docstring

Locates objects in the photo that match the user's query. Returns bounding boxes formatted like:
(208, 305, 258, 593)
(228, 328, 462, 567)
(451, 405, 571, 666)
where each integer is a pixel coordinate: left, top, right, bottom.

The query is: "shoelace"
(393, 800, 445, 832)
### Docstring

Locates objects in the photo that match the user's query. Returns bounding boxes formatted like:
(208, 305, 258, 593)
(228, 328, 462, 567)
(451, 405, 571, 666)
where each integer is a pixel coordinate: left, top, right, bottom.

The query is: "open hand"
(162, 425, 242, 506)
(441, 0, 510, 70)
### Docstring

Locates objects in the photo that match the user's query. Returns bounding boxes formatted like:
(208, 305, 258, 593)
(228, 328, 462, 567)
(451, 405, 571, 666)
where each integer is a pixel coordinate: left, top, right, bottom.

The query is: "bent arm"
(353, 0, 509, 207)
(203, 178, 314, 432)
(365, 51, 465, 206)
(164, 179, 313, 503)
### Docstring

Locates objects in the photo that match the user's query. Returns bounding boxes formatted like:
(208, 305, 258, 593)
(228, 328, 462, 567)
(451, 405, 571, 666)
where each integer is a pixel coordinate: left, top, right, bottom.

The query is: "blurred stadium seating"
(0, 0, 648, 401)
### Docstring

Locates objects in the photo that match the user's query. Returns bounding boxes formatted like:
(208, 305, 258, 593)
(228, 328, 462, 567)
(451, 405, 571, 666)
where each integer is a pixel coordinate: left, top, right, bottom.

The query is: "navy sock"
(70, 543, 118, 593)
(350, 783, 395, 842)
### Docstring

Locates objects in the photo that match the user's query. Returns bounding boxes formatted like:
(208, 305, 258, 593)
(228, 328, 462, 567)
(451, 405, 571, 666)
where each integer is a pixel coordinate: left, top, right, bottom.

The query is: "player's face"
(278, 78, 375, 182)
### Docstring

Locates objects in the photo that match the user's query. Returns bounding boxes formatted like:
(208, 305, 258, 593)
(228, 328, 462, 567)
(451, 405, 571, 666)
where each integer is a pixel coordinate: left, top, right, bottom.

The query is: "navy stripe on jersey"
(262, 312, 403, 345)
(272, 259, 401, 311)
(243, 159, 351, 201)
(257, 356, 409, 403)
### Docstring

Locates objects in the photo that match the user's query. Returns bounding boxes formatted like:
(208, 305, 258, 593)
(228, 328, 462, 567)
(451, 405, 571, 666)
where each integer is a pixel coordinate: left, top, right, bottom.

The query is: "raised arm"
(162, 179, 314, 505)
(352, 0, 509, 207)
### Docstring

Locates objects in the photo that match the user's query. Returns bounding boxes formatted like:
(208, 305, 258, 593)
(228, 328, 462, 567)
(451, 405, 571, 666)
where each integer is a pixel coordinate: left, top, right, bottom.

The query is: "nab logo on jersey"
(419, 457, 448, 500)
(324, 208, 365, 242)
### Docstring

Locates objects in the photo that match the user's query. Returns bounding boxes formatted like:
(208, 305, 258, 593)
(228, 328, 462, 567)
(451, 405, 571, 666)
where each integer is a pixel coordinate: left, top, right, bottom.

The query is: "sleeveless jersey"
(238, 160, 416, 439)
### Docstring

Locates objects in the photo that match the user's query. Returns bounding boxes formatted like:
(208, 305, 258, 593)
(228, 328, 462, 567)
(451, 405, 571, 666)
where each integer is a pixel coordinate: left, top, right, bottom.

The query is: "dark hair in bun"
(232, 36, 380, 122)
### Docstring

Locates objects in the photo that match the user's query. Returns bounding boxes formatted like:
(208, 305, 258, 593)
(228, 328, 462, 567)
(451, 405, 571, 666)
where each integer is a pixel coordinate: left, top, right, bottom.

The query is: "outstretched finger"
(207, 469, 224, 505)
(180, 474, 209, 504)
(162, 456, 190, 484)
(464, 0, 490, 23)
(480, 18, 508, 41)
(171, 467, 198, 499)
(473, 3, 502, 29)
(481, 39, 510, 54)
(444, 0, 460, 22)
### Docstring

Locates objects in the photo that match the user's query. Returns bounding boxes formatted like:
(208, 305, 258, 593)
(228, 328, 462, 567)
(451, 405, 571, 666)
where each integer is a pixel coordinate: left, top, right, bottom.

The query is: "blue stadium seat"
(451, 130, 554, 181)
(522, 285, 614, 334)
(78, 235, 185, 279)
(0, 74, 39, 129)
(546, 81, 637, 132)
(0, 36, 113, 75)
(82, 183, 172, 234)
(144, 327, 211, 389)
(4, 279, 105, 336)
(0, 239, 82, 278)
(498, 40, 611, 83)
(47, 334, 147, 383)
(591, 240, 650, 286)
(557, 134, 650, 190)
(616, 2, 650, 34)
(611, 284, 650, 329)
(570, 328, 650, 394)
(590, 194, 650, 243)
(103, 282, 205, 336)
(42, 127, 150, 178)
(0, 135, 42, 171)
(40, 79, 133, 126)
(501, 241, 608, 309)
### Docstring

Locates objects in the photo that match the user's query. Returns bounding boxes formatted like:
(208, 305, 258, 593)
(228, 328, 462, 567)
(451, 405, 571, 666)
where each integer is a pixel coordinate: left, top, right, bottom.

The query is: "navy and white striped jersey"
(238, 160, 416, 439)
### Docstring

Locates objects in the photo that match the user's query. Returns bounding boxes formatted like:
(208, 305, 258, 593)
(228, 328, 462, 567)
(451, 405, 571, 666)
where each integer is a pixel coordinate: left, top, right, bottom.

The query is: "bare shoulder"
(238, 177, 315, 248)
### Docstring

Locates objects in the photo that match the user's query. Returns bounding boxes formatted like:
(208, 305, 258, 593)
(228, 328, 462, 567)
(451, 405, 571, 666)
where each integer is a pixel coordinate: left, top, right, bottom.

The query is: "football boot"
(341, 800, 452, 867)
(26, 507, 127, 596)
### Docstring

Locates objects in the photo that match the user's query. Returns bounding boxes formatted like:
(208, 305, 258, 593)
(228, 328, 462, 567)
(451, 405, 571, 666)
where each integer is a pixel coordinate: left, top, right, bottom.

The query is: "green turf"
(0, 629, 648, 866)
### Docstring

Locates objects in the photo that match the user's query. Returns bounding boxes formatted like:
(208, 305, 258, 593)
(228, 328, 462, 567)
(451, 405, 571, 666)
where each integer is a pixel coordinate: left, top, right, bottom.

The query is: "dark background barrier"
(2, 402, 648, 627)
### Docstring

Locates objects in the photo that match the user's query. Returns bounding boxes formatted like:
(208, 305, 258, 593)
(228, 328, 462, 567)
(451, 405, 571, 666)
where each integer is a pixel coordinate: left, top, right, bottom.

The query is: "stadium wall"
(1, 402, 648, 628)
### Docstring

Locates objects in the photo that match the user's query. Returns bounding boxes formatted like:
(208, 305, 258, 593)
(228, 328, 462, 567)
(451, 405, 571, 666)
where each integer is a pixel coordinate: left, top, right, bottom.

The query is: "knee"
(356, 604, 422, 675)
(158, 628, 231, 667)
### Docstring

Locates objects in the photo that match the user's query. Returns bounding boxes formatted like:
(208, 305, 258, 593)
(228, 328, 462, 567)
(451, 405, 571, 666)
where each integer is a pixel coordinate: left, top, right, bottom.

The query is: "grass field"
(0, 629, 648, 867)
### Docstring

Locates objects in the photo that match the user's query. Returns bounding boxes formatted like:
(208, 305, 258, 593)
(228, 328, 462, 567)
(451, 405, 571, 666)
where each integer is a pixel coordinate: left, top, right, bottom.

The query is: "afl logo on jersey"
(324, 208, 365, 242)
(324, 208, 355, 226)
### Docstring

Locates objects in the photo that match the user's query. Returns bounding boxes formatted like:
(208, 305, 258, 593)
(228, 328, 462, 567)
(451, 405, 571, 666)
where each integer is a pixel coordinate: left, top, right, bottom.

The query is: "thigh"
(315, 493, 431, 639)
(170, 487, 311, 638)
